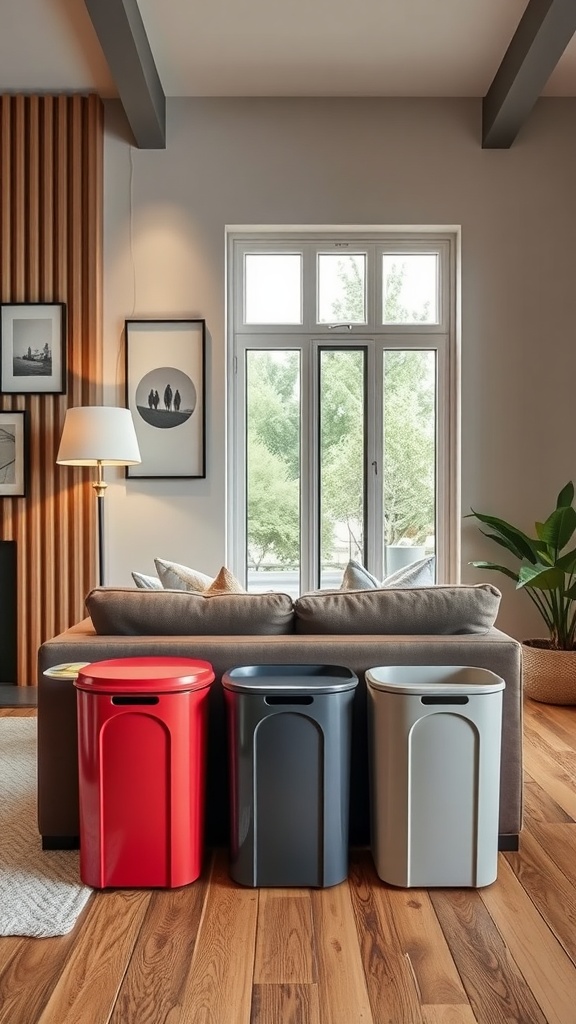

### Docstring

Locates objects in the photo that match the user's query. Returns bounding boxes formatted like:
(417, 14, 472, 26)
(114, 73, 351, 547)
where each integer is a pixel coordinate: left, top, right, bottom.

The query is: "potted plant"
(467, 481, 576, 704)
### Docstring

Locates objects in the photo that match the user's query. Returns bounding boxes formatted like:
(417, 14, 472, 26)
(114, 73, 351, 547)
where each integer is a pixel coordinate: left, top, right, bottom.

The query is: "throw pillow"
(340, 555, 435, 590)
(341, 560, 381, 590)
(204, 566, 246, 596)
(131, 571, 163, 590)
(382, 555, 436, 588)
(154, 558, 214, 593)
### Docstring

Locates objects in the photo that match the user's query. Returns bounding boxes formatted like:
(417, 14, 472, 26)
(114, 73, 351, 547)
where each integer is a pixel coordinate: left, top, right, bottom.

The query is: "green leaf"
(555, 547, 576, 572)
(478, 531, 518, 552)
(469, 510, 539, 563)
(535, 521, 547, 542)
(565, 581, 576, 599)
(478, 531, 551, 565)
(469, 561, 519, 582)
(517, 564, 565, 591)
(556, 481, 575, 509)
(537, 506, 576, 552)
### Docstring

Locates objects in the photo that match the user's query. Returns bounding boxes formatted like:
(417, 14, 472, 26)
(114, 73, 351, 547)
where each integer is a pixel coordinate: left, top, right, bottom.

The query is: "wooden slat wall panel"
(0, 94, 103, 685)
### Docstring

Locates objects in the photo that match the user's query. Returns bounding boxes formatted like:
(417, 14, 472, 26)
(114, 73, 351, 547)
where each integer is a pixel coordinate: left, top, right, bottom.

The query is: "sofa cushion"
(154, 558, 214, 592)
(293, 584, 501, 635)
(86, 587, 294, 636)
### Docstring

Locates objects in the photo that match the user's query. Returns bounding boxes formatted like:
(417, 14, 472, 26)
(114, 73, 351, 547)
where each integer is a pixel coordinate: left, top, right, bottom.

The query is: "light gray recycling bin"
(222, 664, 358, 887)
(366, 665, 505, 888)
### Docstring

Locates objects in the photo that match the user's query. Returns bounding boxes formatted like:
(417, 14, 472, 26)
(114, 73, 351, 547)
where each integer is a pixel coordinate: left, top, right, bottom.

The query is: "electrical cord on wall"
(115, 144, 137, 389)
(129, 144, 136, 318)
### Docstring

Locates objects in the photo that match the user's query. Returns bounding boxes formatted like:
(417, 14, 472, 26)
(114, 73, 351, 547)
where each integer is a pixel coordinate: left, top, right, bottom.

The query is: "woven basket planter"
(522, 640, 576, 705)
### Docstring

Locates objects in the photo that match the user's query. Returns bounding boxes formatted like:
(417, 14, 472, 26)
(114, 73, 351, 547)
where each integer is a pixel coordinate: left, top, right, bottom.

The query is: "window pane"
(382, 254, 438, 324)
(383, 350, 436, 578)
(246, 351, 301, 597)
(317, 253, 366, 324)
(244, 254, 302, 324)
(320, 349, 365, 588)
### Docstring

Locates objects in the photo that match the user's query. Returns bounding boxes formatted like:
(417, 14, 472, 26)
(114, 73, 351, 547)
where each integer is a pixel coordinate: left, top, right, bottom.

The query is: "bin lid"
(74, 656, 215, 694)
(222, 664, 358, 694)
(365, 664, 505, 695)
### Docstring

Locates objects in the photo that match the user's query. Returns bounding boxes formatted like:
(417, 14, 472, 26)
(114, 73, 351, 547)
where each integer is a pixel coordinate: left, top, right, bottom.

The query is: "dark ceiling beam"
(83, 0, 165, 149)
(482, 0, 576, 149)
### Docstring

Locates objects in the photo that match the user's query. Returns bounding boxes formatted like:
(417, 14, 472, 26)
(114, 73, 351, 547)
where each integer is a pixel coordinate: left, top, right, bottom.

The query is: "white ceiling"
(1, 0, 576, 99)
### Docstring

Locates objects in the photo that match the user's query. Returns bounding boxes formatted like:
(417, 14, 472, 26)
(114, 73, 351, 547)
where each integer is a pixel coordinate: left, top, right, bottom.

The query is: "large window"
(227, 232, 458, 595)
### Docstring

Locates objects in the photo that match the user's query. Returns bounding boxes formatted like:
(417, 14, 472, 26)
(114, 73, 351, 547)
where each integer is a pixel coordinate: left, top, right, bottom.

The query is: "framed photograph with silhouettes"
(125, 319, 206, 478)
(0, 303, 66, 394)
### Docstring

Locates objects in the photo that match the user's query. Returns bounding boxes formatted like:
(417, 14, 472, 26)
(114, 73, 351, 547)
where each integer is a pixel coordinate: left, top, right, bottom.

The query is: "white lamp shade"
(56, 406, 142, 466)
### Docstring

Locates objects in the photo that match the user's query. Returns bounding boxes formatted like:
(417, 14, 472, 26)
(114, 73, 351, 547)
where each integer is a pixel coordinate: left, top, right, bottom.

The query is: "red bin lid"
(74, 656, 214, 694)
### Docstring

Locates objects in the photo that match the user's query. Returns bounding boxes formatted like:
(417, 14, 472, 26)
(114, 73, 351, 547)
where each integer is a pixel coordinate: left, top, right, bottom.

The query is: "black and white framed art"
(125, 319, 206, 479)
(0, 303, 66, 394)
(0, 410, 28, 497)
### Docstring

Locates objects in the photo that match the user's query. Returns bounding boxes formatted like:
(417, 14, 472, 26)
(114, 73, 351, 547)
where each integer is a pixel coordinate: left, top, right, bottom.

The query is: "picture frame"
(0, 410, 28, 497)
(0, 303, 66, 394)
(125, 319, 206, 479)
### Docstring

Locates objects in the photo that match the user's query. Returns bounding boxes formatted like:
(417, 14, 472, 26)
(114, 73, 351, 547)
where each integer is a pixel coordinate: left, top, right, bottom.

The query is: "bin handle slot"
(264, 695, 314, 706)
(111, 696, 160, 705)
(420, 695, 469, 705)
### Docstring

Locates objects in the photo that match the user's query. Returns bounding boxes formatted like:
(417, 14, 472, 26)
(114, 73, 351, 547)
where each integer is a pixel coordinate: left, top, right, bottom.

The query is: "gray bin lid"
(366, 664, 505, 696)
(222, 663, 358, 694)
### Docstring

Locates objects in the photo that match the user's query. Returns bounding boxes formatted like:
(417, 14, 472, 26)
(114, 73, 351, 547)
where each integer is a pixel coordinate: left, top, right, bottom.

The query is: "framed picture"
(125, 319, 206, 479)
(0, 411, 28, 497)
(0, 303, 66, 394)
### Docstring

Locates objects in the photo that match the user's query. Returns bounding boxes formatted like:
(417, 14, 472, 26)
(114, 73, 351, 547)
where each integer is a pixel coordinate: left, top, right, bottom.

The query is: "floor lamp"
(56, 406, 141, 586)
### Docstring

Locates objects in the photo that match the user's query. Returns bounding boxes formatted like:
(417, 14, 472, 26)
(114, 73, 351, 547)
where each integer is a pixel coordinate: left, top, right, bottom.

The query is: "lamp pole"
(93, 461, 107, 587)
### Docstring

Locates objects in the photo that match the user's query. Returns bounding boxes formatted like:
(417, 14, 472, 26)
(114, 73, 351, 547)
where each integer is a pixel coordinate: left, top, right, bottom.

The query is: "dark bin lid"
(74, 656, 214, 694)
(222, 664, 358, 694)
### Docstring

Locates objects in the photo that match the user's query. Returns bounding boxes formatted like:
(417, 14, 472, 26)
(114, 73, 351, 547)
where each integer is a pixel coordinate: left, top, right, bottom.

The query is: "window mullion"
(366, 243, 378, 329)
(227, 339, 247, 581)
(366, 341, 383, 578)
(436, 338, 458, 583)
(300, 340, 320, 593)
(302, 244, 316, 331)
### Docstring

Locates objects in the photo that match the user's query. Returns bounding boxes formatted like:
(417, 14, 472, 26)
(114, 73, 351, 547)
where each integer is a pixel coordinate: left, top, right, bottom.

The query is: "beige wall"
(102, 97, 576, 641)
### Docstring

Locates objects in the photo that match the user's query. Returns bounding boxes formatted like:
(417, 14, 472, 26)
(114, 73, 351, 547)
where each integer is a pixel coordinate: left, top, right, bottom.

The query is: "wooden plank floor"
(0, 698, 575, 1024)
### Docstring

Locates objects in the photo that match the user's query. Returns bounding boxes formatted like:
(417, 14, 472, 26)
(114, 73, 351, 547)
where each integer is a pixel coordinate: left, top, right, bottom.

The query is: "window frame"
(226, 228, 460, 590)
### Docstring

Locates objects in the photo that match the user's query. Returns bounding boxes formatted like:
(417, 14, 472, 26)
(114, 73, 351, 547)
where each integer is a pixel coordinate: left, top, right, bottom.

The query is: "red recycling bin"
(74, 656, 214, 889)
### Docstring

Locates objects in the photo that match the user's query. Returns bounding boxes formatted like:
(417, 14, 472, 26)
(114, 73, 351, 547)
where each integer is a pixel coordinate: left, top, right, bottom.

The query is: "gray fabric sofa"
(37, 583, 523, 851)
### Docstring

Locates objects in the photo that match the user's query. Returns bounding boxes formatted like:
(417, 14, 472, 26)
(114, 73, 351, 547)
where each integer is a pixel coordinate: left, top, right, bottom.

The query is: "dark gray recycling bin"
(222, 664, 358, 887)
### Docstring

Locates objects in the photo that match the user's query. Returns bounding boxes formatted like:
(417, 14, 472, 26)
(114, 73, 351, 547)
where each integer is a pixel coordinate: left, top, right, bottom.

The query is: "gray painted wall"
(103, 96, 576, 641)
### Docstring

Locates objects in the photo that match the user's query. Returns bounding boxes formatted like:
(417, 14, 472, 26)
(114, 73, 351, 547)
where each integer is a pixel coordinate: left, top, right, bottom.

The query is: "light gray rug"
(0, 717, 92, 937)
